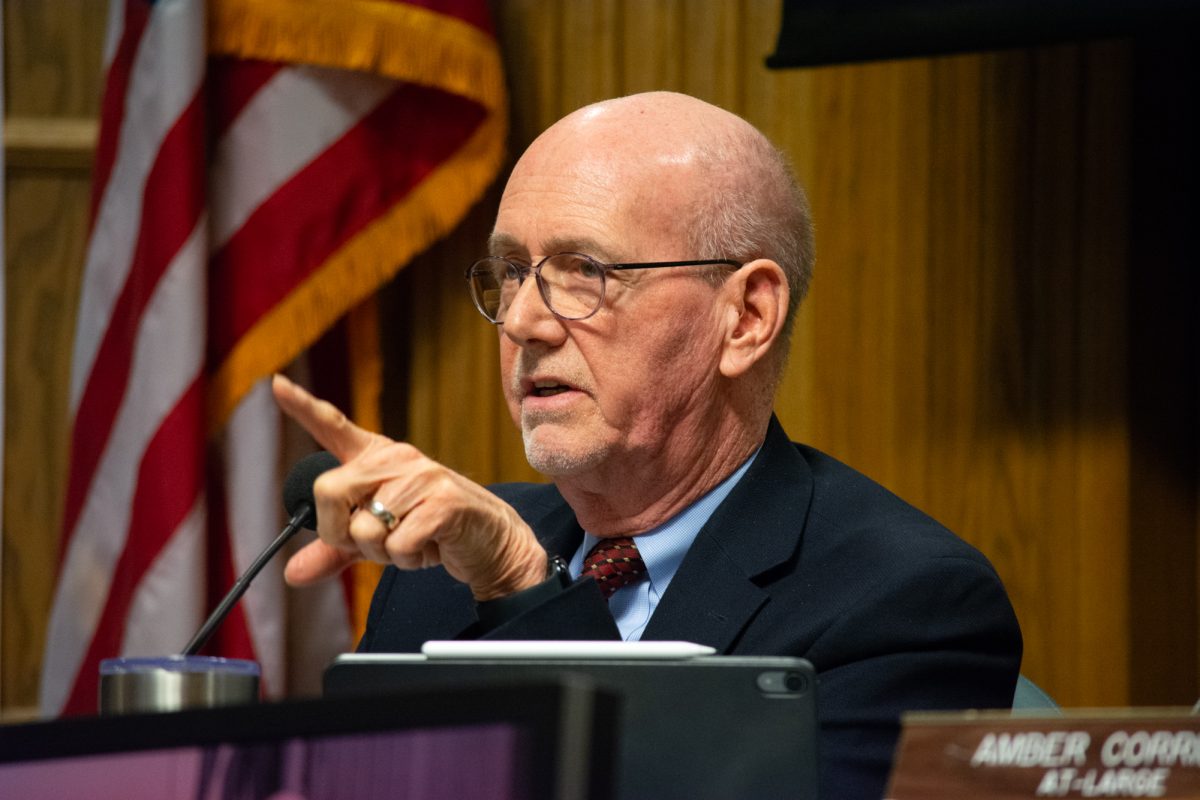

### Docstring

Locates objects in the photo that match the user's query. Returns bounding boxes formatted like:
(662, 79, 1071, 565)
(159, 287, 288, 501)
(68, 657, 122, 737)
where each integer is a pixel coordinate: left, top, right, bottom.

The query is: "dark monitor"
(0, 680, 613, 800)
(326, 654, 820, 800)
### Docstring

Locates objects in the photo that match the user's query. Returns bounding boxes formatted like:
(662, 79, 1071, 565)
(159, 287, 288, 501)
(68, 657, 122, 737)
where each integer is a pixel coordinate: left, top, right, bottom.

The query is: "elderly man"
(272, 91, 1021, 798)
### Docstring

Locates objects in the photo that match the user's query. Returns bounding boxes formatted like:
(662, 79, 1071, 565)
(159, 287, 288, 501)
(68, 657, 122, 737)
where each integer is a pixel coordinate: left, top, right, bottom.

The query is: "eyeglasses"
(465, 252, 741, 324)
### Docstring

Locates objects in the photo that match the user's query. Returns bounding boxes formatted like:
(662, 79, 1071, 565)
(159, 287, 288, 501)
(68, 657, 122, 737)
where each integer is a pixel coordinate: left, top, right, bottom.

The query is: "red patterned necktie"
(582, 537, 646, 600)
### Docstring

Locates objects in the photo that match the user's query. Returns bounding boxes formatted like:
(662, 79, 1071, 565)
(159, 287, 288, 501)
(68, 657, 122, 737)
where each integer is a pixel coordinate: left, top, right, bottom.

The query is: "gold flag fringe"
(205, 1, 508, 432)
(347, 297, 383, 436)
(208, 0, 505, 113)
(346, 296, 386, 638)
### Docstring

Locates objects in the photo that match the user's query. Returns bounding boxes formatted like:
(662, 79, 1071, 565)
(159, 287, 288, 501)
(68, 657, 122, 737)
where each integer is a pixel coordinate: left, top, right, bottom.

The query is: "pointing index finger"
(271, 374, 374, 462)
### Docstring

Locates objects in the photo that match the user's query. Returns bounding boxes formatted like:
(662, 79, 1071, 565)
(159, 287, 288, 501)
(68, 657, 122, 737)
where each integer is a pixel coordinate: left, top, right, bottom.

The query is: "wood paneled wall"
(3, 0, 107, 713)
(4, 0, 1195, 713)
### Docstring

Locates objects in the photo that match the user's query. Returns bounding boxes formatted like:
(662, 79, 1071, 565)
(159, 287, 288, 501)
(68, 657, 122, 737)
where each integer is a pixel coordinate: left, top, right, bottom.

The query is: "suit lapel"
(498, 420, 813, 652)
(643, 416, 814, 651)
(503, 482, 586, 559)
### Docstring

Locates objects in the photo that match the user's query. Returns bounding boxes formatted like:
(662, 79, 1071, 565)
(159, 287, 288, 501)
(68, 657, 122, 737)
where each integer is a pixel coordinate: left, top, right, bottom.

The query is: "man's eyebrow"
(543, 236, 622, 262)
(488, 234, 622, 262)
(487, 232, 523, 256)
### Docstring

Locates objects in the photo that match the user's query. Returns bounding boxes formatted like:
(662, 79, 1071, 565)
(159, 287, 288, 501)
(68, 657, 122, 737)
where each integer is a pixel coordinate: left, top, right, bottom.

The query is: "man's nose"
(501, 275, 566, 347)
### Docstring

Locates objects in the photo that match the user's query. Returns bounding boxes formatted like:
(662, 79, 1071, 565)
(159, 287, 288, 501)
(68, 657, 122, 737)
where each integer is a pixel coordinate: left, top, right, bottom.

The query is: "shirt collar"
(573, 447, 761, 595)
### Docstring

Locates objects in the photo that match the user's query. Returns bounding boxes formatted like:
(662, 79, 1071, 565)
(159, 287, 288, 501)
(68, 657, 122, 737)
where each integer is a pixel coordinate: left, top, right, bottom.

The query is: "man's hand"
(271, 374, 548, 600)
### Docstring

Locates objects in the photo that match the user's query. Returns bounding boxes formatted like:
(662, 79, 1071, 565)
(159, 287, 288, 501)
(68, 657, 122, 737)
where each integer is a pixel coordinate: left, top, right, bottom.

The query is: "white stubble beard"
(520, 407, 612, 477)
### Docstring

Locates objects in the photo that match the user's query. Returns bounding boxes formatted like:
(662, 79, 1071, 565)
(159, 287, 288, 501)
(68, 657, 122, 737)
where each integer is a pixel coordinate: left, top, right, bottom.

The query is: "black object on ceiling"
(767, 0, 1200, 68)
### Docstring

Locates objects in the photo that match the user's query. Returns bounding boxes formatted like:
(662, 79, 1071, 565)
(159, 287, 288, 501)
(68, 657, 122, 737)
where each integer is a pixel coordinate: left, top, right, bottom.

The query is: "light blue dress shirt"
(567, 450, 759, 641)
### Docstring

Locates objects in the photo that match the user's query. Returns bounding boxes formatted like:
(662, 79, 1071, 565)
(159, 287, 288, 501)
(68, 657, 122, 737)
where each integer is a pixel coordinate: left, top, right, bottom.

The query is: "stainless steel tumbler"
(99, 656, 260, 714)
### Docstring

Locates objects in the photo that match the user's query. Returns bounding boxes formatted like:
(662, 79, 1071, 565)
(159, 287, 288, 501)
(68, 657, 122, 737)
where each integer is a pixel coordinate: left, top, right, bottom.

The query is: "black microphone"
(181, 451, 340, 656)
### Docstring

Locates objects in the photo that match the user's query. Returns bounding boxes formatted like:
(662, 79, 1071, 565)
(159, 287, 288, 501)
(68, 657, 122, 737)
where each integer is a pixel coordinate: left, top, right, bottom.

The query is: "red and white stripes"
(42, 0, 506, 718)
(43, 0, 211, 718)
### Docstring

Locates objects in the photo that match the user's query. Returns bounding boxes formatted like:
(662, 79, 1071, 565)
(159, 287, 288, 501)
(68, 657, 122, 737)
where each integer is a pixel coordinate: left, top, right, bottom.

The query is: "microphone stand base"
(99, 655, 260, 715)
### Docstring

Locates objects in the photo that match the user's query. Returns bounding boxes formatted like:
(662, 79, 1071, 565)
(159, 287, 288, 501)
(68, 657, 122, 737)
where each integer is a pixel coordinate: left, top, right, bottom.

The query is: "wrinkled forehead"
(494, 127, 702, 260)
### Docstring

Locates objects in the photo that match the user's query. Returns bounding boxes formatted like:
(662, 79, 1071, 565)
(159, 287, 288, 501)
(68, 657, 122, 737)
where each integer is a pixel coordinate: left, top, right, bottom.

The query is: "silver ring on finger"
(366, 499, 399, 531)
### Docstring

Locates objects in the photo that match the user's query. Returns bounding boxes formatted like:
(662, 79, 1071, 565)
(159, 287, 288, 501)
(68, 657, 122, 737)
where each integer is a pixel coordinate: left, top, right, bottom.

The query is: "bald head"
(503, 92, 814, 333)
(516, 92, 756, 186)
(492, 92, 805, 500)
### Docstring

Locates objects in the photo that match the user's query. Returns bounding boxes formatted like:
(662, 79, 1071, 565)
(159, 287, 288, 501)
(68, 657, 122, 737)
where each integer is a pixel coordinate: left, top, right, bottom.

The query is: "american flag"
(40, 0, 505, 717)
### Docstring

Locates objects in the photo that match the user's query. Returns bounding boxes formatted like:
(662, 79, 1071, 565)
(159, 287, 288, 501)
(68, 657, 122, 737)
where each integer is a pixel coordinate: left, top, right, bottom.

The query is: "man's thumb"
(284, 539, 359, 586)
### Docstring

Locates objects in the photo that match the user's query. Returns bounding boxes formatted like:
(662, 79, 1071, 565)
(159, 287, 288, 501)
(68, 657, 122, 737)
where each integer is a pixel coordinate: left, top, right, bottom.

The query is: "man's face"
(492, 132, 727, 480)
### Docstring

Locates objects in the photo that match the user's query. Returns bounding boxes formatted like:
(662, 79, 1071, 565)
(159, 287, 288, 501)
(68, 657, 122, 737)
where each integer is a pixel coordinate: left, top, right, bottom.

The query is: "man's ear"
(719, 259, 789, 379)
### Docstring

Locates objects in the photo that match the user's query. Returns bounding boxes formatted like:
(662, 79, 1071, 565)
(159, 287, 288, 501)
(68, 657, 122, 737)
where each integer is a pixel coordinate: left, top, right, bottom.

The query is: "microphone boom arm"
(181, 503, 313, 656)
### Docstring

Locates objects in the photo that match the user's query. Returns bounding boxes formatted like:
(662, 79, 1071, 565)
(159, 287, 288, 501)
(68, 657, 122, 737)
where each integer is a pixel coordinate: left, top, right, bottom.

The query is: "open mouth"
(531, 381, 572, 397)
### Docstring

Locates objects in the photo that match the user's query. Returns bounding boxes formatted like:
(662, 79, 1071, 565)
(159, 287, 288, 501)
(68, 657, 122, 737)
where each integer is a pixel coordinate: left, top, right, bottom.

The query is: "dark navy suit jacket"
(359, 416, 1022, 799)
